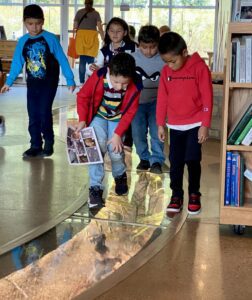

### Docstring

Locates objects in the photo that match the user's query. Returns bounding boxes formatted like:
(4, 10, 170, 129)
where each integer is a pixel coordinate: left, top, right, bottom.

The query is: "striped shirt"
(97, 73, 126, 122)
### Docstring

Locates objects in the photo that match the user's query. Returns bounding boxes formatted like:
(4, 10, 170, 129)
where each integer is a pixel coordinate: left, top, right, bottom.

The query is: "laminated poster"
(66, 126, 103, 165)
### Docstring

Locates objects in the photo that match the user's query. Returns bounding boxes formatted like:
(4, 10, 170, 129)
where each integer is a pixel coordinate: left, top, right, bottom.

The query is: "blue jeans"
(79, 55, 94, 84)
(132, 101, 165, 165)
(89, 116, 126, 188)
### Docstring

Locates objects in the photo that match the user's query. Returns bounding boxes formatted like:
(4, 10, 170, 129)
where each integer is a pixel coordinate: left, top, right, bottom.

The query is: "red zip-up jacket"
(77, 67, 142, 137)
(157, 52, 213, 128)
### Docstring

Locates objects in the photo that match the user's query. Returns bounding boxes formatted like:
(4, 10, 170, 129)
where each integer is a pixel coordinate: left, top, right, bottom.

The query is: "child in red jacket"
(76, 53, 142, 215)
(157, 32, 213, 215)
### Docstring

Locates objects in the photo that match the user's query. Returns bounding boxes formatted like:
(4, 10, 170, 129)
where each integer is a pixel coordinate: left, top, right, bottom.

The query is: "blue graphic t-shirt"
(6, 30, 75, 87)
(23, 36, 59, 81)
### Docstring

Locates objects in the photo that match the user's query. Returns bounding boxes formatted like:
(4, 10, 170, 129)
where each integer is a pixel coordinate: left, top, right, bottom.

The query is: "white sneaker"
(0, 116, 6, 136)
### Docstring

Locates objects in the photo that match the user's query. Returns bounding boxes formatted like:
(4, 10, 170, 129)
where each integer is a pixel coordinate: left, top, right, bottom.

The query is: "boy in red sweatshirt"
(76, 53, 142, 215)
(157, 32, 213, 215)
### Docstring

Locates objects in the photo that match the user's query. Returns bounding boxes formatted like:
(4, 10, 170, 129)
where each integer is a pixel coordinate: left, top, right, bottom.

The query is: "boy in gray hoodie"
(131, 25, 165, 174)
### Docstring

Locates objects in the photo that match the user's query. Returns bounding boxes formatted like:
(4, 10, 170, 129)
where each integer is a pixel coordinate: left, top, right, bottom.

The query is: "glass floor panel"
(0, 105, 174, 299)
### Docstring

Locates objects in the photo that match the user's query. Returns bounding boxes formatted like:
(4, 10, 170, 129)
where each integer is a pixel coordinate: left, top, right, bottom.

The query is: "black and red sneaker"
(166, 196, 183, 213)
(188, 193, 201, 215)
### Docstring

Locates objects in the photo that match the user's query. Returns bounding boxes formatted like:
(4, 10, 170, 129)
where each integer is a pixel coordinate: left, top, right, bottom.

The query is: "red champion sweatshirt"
(156, 52, 213, 128)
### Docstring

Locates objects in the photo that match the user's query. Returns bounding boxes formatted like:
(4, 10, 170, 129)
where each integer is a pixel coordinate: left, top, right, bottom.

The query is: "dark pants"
(79, 55, 94, 84)
(169, 127, 202, 198)
(27, 80, 58, 149)
(123, 125, 133, 148)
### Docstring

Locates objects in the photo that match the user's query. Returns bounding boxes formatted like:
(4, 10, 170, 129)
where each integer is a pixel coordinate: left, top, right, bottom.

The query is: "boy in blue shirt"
(1, 4, 75, 157)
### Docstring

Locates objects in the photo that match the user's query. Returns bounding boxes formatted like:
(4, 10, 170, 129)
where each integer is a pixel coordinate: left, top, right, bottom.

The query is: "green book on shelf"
(227, 103, 252, 145)
(234, 118, 252, 145)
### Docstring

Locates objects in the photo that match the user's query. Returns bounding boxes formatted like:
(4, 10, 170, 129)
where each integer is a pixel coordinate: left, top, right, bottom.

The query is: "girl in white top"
(87, 17, 137, 77)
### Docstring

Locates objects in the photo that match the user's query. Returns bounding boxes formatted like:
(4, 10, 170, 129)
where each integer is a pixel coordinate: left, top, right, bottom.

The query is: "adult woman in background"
(74, 0, 104, 85)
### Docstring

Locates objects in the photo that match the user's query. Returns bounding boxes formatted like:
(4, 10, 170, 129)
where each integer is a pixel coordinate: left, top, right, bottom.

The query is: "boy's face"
(139, 41, 158, 58)
(24, 18, 44, 36)
(161, 49, 188, 71)
(109, 72, 131, 91)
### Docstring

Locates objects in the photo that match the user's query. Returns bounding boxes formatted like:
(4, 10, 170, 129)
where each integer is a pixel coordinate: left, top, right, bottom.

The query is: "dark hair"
(104, 17, 132, 46)
(23, 4, 44, 21)
(158, 32, 187, 55)
(138, 25, 160, 44)
(129, 25, 136, 40)
(108, 53, 136, 79)
(85, 0, 93, 5)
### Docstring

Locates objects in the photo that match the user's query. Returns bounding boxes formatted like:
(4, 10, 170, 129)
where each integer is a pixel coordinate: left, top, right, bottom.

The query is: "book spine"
(240, 44, 246, 83)
(239, 156, 245, 207)
(231, 0, 236, 21)
(231, 152, 239, 206)
(234, 118, 252, 144)
(224, 151, 232, 206)
(246, 37, 252, 83)
(236, 39, 241, 82)
(227, 104, 252, 144)
(235, 153, 241, 207)
(241, 126, 252, 145)
(231, 41, 237, 82)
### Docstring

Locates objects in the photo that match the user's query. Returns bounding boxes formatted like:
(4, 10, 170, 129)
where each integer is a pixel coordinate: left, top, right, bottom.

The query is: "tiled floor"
(0, 86, 252, 300)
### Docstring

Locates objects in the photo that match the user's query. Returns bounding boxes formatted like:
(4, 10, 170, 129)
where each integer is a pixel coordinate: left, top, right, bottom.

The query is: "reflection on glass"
(0, 218, 165, 298)
(0, 148, 171, 297)
(0, 217, 90, 279)
(75, 170, 171, 227)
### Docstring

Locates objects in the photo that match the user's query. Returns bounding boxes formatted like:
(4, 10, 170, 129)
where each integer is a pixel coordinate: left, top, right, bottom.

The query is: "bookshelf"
(220, 23, 252, 232)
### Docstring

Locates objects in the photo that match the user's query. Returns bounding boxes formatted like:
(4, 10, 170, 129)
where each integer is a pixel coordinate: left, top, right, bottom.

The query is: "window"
(0, 5, 23, 39)
(0, 1, 216, 60)
(172, 8, 215, 57)
(113, 0, 216, 59)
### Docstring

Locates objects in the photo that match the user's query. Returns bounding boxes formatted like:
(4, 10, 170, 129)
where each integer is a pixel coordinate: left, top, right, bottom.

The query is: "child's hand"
(89, 63, 99, 72)
(107, 133, 123, 153)
(158, 125, 166, 142)
(68, 85, 76, 93)
(198, 126, 209, 144)
(0, 84, 10, 94)
(75, 121, 86, 132)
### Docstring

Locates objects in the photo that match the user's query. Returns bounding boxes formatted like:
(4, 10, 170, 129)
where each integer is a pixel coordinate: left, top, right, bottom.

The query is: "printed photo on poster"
(66, 126, 103, 165)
